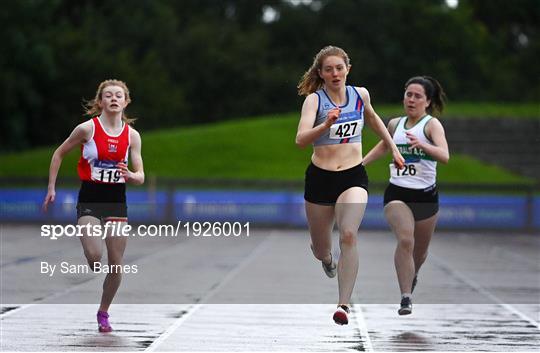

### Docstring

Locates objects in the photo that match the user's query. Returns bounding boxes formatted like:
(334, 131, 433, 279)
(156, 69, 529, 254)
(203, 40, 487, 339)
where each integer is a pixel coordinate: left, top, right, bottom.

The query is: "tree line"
(1, 0, 538, 151)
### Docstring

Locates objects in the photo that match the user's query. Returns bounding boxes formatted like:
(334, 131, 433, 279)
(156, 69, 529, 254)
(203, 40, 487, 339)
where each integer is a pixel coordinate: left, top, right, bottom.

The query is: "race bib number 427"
(329, 121, 361, 139)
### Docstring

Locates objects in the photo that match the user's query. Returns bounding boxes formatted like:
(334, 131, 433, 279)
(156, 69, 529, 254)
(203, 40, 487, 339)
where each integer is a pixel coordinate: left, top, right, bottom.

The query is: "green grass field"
(0, 112, 533, 185)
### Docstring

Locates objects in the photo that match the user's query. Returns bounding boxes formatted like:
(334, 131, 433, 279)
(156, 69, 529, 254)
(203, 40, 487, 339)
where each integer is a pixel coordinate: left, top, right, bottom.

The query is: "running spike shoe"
(411, 274, 418, 293)
(97, 311, 112, 332)
(333, 305, 350, 325)
(398, 297, 412, 316)
(310, 244, 336, 278)
(322, 254, 337, 278)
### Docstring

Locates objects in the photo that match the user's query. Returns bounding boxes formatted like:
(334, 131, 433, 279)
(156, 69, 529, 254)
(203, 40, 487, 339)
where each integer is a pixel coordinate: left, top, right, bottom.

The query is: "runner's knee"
(339, 229, 357, 247)
(397, 237, 414, 253)
(84, 250, 102, 270)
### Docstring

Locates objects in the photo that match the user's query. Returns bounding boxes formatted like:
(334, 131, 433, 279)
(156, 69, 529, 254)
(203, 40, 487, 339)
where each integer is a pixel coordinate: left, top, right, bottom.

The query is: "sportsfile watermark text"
(41, 221, 250, 240)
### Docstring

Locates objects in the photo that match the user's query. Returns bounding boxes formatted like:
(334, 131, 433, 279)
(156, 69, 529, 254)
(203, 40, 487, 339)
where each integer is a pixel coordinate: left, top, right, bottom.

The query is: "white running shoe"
(310, 244, 336, 278)
(321, 254, 337, 278)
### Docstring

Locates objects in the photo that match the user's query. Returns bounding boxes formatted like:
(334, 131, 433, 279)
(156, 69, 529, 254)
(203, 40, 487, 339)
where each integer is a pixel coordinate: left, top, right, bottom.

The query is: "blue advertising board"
(0, 188, 537, 231)
(534, 197, 540, 229)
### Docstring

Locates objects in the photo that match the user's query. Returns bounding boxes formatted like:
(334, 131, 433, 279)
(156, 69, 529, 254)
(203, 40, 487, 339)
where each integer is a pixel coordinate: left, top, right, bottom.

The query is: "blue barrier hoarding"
(534, 197, 540, 229)
(1, 189, 48, 221)
(173, 190, 292, 223)
(0, 188, 536, 231)
(127, 191, 169, 222)
(438, 195, 527, 229)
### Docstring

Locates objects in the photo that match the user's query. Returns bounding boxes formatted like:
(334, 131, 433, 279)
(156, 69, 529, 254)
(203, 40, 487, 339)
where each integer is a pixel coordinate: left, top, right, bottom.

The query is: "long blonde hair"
(297, 46, 351, 96)
(84, 79, 136, 124)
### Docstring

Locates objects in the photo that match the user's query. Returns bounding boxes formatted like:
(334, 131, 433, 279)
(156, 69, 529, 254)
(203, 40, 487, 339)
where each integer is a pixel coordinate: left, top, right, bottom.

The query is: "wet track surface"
(1, 226, 539, 351)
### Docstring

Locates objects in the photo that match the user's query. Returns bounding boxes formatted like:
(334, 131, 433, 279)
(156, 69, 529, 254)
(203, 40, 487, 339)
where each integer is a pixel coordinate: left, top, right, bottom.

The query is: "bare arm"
(295, 93, 340, 148)
(407, 118, 449, 164)
(118, 128, 145, 185)
(362, 118, 400, 166)
(358, 87, 405, 168)
(43, 122, 92, 211)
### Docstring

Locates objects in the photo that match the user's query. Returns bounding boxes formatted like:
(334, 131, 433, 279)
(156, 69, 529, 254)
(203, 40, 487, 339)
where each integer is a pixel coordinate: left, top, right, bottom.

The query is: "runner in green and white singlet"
(389, 115, 437, 189)
(363, 76, 449, 316)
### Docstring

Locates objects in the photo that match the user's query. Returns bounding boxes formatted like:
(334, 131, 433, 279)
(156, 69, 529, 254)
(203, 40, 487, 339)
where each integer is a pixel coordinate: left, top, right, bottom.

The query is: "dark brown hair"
(405, 76, 447, 116)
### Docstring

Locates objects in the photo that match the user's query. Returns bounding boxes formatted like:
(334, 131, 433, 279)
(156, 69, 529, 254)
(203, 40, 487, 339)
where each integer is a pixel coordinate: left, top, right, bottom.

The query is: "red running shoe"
(333, 305, 350, 325)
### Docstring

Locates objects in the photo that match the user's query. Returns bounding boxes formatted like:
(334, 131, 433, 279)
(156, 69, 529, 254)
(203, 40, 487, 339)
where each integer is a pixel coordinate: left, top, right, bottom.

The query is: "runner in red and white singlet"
(43, 79, 144, 333)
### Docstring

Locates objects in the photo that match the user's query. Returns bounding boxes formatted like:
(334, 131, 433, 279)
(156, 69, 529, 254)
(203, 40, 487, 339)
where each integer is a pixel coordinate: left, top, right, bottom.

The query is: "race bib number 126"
(390, 163, 421, 178)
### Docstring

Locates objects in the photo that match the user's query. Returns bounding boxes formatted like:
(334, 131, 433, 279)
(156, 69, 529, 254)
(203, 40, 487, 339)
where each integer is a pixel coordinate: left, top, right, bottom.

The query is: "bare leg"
(78, 216, 103, 270)
(305, 201, 335, 265)
(334, 187, 367, 305)
(413, 213, 438, 274)
(384, 202, 415, 294)
(98, 221, 128, 313)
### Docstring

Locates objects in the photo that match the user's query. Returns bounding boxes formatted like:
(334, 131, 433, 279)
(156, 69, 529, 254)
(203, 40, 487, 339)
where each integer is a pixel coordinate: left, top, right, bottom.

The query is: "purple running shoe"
(97, 311, 112, 332)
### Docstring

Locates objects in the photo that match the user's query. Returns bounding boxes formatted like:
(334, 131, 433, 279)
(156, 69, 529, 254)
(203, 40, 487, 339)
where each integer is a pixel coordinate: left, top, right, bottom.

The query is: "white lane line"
(0, 233, 191, 319)
(1, 304, 34, 319)
(430, 254, 540, 330)
(1, 277, 96, 319)
(353, 304, 374, 352)
(143, 303, 202, 353)
(1, 252, 176, 319)
(492, 245, 540, 268)
(145, 234, 275, 352)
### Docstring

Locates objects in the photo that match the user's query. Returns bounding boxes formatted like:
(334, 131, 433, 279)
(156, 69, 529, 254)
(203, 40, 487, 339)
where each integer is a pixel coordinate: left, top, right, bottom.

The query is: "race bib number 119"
(91, 161, 125, 183)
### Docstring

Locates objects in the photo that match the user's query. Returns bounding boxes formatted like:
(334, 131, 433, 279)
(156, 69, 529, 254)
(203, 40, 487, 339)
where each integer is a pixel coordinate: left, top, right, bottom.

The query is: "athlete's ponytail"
(297, 46, 351, 96)
(405, 76, 447, 117)
(84, 79, 136, 124)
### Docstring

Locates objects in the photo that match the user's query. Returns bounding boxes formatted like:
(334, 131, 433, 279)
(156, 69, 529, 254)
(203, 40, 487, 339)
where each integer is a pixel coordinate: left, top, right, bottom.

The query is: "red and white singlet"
(77, 117, 130, 184)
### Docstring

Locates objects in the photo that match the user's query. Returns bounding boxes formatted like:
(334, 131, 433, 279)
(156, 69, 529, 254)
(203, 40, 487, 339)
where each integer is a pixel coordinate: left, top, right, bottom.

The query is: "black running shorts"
(304, 162, 369, 205)
(383, 182, 439, 221)
(76, 181, 127, 220)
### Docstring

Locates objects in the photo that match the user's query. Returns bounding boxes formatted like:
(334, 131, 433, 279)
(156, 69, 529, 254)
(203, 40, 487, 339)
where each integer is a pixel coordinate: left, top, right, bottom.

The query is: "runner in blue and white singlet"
(313, 85, 364, 146)
(296, 46, 405, 325)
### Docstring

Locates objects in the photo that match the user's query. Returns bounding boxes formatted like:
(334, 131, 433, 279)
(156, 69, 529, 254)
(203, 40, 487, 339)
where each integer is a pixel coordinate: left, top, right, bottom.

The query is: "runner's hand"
(324, 108, 341, 128)
(117, 162, 132, 182)
(42, 190, 55, 212)
(406, 131, 425, 149)
(392, 149, 405, 169)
